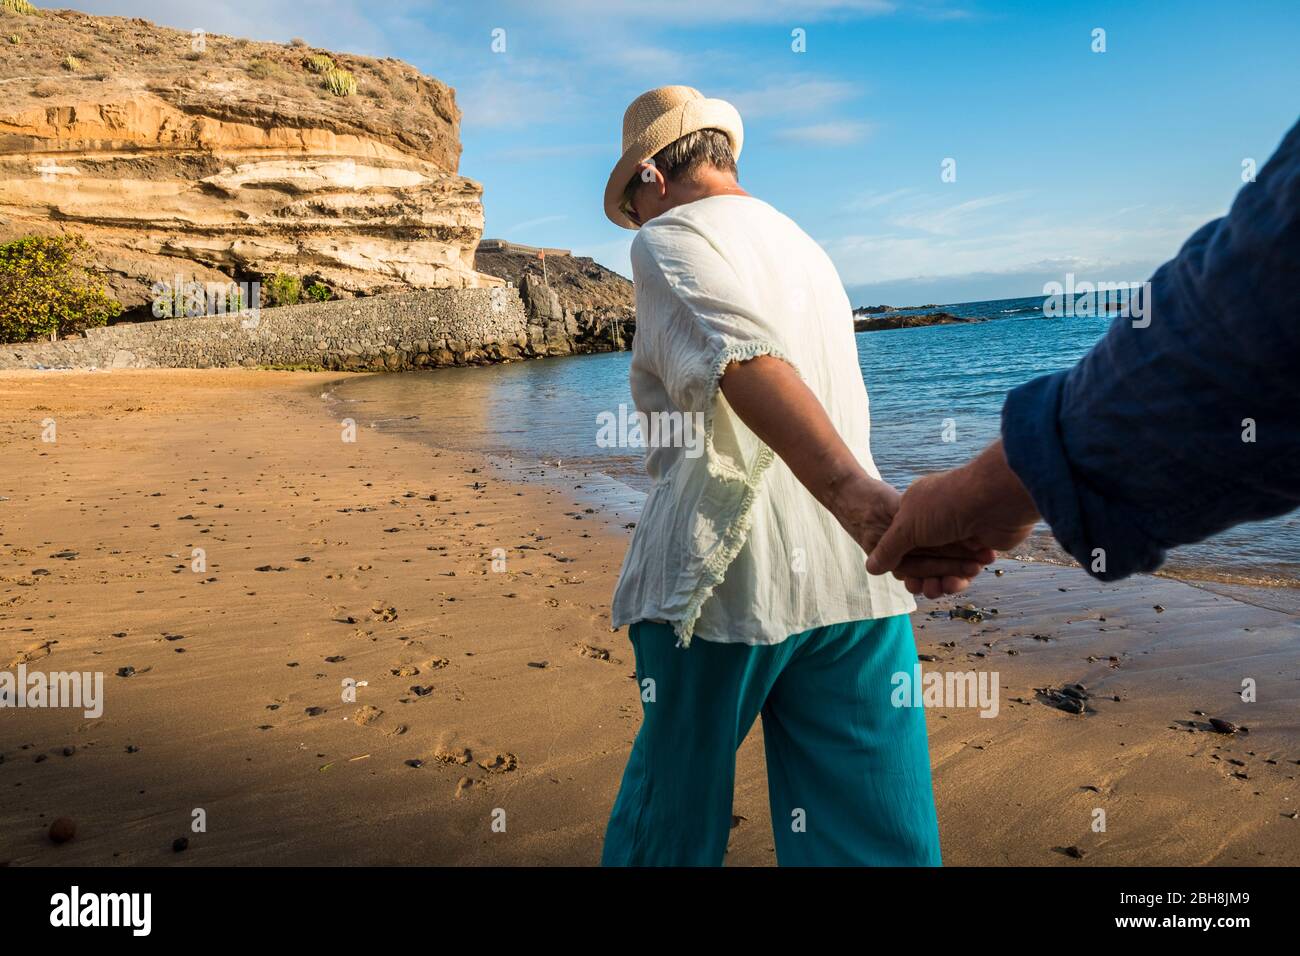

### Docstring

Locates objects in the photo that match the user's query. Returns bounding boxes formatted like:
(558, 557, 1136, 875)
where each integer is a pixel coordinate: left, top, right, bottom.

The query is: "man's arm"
(870, 116, 1300, 590)
(721, 355, 991, 589)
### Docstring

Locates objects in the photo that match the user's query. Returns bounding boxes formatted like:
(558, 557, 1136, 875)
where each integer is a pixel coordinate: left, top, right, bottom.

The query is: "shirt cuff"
(1000, 372, 1167, 580)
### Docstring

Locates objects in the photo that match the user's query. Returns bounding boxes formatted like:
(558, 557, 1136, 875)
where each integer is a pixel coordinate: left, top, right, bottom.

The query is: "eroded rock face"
(0, 10, 500, 309)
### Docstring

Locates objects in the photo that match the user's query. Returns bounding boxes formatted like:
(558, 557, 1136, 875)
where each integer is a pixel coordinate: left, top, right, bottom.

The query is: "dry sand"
(1, 369, 1297, 866)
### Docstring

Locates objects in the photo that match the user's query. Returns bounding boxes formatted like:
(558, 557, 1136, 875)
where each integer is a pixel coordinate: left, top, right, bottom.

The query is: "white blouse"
(610, 194, 915, 647)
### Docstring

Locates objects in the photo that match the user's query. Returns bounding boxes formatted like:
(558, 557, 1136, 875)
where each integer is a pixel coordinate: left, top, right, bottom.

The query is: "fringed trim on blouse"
(671, 340, 800, 648)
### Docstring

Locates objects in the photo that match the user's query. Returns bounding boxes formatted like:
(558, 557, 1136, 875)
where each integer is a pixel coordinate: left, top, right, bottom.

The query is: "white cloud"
(499, 214, 570, 236)
(721, 79, 861, 119)
(887, 191, 1030, 235)
(501, 0, 898, 24)
(775, 121, 873, 145)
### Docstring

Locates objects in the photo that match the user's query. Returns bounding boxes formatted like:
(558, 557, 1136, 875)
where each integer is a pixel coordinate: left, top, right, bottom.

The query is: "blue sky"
(80, 0, 1300, 305)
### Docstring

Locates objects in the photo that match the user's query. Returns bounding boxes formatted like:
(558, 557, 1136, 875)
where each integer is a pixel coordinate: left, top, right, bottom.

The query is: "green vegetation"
(7, 34, 21, 44)
(263, 273, 301, 308)
(60, 54, 80, 71)
(305, 281, 332, 302)
(1, 0, 37, 16)
(304, 53, 334, 74)
(0, 235, 122, 343)
(323, 67, 356, 97)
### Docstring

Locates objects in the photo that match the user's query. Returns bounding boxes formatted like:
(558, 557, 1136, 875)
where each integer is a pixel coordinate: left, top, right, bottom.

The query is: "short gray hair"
(623, 128, 737, 205)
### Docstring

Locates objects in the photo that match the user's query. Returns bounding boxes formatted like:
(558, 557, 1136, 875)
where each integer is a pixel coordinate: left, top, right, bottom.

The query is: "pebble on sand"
(48, 817, 76, 844)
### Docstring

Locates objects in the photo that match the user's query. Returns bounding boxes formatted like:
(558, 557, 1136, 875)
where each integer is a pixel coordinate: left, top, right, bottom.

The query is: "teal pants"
(601, 614, 941, 866)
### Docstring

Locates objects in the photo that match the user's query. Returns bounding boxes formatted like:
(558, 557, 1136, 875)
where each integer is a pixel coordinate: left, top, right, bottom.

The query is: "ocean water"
(329, 295, 1299, 587)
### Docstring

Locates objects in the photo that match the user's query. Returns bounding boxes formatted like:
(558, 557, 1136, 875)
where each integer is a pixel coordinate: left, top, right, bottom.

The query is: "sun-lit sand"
(1, 369, 1296, 865)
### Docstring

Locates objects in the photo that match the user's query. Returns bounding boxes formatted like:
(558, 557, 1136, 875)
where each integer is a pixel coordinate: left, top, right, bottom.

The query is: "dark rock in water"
(853, 311, 984, 333)
(1209, 718, 1238, 734)
(116, 666, 135, 678)
(172, 837, 189, 853)
(1037, 684, 1090, 714)
(950, 604, 997, 623)
(1060, 683, 1089, 701)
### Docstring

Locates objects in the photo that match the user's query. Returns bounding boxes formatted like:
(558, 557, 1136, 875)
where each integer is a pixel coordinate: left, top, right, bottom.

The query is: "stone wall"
(0, 281, 635, 372)
(0, 288, 529, 372)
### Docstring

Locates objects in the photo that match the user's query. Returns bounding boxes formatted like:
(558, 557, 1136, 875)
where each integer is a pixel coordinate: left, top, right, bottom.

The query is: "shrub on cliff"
(246, 58, 287, 81)
(264, 273, 301, 307)
(304, 53, 334, 74)
(323, 68, 357, 97)
(305, 281, 332, 302)
(0, 235, 123, 343)
(1, 0, 38, 16)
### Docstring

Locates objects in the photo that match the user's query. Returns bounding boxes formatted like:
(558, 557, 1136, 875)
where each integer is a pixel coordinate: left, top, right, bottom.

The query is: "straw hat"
(603, 85, 744, 229)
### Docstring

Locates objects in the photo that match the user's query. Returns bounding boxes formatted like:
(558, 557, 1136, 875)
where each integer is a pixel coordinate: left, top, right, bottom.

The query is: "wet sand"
(1, 369, 1297, 865)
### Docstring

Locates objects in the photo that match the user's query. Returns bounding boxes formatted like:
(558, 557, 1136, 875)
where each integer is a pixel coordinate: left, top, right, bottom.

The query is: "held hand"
(828, 471, 993, 594)
(866, 440, 1039, 598)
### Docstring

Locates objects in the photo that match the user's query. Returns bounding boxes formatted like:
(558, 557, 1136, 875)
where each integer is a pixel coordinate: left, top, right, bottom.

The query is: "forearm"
(717, 354, 887, 517)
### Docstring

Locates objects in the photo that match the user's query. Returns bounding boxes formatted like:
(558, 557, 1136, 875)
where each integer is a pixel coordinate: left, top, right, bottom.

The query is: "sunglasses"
(619, 189, 643, 227)
(619, 162, 657, 226)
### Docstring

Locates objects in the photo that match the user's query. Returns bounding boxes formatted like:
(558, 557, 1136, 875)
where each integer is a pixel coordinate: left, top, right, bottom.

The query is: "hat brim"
(602, 98, 744, 230)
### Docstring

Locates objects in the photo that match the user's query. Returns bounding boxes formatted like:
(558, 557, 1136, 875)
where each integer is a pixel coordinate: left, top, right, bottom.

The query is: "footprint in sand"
(455, 776, 484, 798)
(576, 643, 616, 663)
(434, 747, 472, 766)
(477, 753, 518, 773)
(8, 640, 55, 668)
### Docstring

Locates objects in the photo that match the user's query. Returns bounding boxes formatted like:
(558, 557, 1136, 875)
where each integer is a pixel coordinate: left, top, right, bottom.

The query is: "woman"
(597, 86, 987, 866)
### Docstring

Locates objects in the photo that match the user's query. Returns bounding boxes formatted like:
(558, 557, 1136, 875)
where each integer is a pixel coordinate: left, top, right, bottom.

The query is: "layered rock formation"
(0, 9, 499, 311)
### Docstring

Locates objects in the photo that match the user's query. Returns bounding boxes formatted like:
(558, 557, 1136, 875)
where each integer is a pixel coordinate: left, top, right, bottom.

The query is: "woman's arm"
(719, 354, 991, 589)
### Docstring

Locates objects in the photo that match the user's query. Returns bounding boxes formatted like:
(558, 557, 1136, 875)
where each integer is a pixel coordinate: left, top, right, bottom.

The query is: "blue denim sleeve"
(1001, 116, 1300, 580)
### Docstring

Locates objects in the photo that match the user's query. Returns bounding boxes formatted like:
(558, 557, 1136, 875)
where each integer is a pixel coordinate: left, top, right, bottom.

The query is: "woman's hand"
(719, 355, 993, 595)
(827, 470, 991, 593)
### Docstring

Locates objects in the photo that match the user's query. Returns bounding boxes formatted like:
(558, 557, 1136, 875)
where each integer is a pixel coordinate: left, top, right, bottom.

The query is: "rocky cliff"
(474, 241, 634, 315)
(0, 8, 499, 312)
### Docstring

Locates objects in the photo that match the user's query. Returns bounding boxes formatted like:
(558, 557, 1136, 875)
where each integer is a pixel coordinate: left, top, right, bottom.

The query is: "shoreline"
(325, 369, 1300, 603)
(1, 368, 1296, 866)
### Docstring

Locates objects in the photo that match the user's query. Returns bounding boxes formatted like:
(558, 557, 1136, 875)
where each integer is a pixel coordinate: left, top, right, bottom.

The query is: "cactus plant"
(323, 67, 356, 97)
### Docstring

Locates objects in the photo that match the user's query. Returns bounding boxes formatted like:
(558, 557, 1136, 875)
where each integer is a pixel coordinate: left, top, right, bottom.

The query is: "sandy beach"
(1, 369, 1297, 866)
